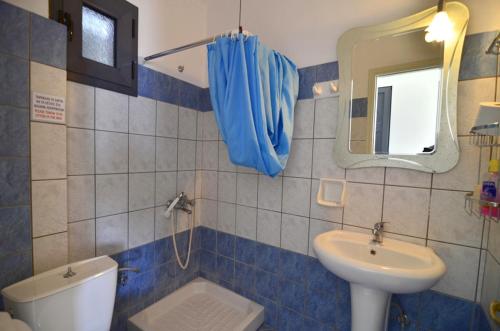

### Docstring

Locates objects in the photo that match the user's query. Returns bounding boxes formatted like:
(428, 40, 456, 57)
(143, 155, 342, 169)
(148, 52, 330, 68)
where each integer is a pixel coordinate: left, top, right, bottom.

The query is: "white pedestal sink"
(313, 230, 446, 331)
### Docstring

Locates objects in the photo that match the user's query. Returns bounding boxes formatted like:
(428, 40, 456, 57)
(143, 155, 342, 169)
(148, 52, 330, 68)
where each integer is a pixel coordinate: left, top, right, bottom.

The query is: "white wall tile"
(196, 141, 203, 170)
(218, 172, 236, 203)
(346, 168, 385, 184)
(219, 142, 237, 172)
(31, 62, 66, 123)
(129, 134, 155, 172)
(195, 171, 203, 199)
(285, 139, 313, 177)
(129, 173, 155, 211)
(236, 205, 257, 240)
(258, 175, 282, 212)
(382, 186, 430, 238)
(178, 107, 197, 139)
(433, 137, 480, 191)
(237, 165, 258, 174)
(32, 179, 67, 237)
(155, 172, 177, 206)
(428, 240, 480, 301)
(129, 208, 155, 248)
(67, 128, 94, 175)
(96, 174, 128, 217)
(68, 175, 95, 222)
(156, 137, 177, 171)
(129, 96, 156, 135)
(312, 138, 345, 179)
(343, 182, 383, 228)
(282, 177, 311, 217)
(177, 171, 195, 198)
(155, 205, 172, 239)
(314, 97, 338, 138)
(202, 141, 219, 170)
(308, 219, 340, 257)
(281, 213, 309, 254)
(69, 219, 95, 262)
(95, 88, 128, 132)
(488, 219, 500, 262)
(203, 112, 220, 140)
(96, 213, 128, 256)
(199, 199, 217, 229)
(293, 99, 314, 138)
(384, 232, 426, 245)
(309, 179, 343, 222)
(218, 202, 236, 234)
(156, 101, 178, 138)
(178, 139, 196, 171)
(429, 189, 483, 247)
(95, 131, 128, 174)
(202, 170, 218, 200)
(66, 81, 94, 129)
(33, 232, 68, 274)
(257, 209, 282, 247)
(237, 173, 258, 207)
(31, 122, 67, 180)
(385, 168, 432, 188)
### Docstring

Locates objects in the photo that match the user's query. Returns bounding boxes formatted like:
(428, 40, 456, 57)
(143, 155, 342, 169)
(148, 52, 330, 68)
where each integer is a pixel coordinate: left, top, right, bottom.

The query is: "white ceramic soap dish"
(316, 178, 346, 207)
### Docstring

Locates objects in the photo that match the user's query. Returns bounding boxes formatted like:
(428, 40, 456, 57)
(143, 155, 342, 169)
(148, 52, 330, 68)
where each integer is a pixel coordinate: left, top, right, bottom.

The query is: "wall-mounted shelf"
(469, 122, 500, 146)
(464, 192, 500, 223)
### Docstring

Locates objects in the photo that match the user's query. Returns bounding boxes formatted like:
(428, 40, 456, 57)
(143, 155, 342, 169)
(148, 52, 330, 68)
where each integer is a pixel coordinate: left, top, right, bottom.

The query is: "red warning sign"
(32, 92, 65, 123)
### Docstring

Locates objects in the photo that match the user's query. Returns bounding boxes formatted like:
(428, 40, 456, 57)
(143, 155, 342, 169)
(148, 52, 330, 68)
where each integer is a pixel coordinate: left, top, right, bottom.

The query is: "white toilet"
(0, 312, 31, 331)
(1, 256, 118, 331)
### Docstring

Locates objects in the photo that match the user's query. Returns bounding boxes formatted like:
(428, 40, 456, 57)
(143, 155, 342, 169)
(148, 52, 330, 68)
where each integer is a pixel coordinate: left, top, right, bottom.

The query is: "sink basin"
(314, 230, 446, 331)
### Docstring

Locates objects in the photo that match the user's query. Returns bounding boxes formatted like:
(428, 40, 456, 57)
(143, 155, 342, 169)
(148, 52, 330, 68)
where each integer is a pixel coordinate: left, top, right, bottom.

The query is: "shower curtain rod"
(144, 26, 244, 62)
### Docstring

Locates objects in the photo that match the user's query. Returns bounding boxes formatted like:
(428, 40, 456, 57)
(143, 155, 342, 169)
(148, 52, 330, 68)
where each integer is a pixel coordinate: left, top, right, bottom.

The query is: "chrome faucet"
(166, 192, 195, 214)
(372, 221, 388, 244)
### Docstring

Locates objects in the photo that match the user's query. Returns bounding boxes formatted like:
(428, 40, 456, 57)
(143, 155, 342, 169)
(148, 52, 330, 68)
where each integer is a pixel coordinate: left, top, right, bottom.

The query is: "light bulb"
(425, 11, 454, 43)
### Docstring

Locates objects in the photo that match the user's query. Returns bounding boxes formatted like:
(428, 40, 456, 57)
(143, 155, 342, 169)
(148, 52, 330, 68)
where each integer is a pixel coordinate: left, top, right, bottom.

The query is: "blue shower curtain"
(207, 35, 299, 177)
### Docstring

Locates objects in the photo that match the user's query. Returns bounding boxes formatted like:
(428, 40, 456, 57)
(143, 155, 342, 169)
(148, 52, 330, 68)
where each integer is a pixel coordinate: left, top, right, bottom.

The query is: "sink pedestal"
(350, 283, 391, 331)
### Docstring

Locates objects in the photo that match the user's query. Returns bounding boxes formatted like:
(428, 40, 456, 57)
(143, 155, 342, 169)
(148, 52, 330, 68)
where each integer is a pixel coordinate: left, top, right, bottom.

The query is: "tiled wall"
(1, 1, 498, 330)
(195, 31, 500, 330)
(0, 0, 32, 310)
(65, 81, 203, 263)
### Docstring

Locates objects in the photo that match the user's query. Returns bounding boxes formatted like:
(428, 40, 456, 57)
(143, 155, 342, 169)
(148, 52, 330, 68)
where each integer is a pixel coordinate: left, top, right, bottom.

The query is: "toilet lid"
(0, 312, 32, 331)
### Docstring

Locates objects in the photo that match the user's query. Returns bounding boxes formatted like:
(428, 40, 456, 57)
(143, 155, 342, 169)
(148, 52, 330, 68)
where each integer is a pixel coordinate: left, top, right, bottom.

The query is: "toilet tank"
(1, 256, 118, 331)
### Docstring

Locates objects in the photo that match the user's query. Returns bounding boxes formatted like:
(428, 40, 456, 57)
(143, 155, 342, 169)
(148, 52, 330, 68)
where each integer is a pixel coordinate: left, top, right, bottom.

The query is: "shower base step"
(128, 277, 264, 331)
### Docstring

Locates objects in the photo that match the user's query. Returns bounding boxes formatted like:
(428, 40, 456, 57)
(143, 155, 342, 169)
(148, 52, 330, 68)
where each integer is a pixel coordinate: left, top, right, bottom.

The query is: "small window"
(51, 0, 138, 96)
(82, 5, 115, 66)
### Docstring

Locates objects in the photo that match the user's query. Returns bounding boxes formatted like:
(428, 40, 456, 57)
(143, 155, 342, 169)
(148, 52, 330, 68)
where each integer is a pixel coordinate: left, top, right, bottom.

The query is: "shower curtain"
(207, 35, 299, 177)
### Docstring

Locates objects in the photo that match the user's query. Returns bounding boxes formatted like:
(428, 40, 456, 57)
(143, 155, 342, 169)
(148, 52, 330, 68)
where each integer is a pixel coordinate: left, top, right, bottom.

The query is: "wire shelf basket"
(469, 123, 500, 146)
(464, 192, 500, 223)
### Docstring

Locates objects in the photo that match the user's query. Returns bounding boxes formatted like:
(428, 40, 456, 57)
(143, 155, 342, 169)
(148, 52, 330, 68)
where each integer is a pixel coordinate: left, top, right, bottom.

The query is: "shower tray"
(128, 277, 265, 331)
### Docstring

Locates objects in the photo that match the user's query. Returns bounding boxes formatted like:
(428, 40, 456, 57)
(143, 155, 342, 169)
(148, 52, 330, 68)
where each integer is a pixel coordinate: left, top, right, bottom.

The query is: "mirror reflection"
(349, 29, 443, 155)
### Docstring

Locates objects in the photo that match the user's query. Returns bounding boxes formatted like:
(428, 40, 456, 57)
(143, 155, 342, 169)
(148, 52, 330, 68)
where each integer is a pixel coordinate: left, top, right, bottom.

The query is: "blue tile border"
(0, 206, 31, 260)
(0, 53, 29, 108)
(198, 226, 490, 331)
(0, 1, 29, 59)
(0, 158, 30, 206)
(0, 106, 29, 157)
(135, 30, 499, 112)
(30, 14, 67, 70)
(110, 228, 201, 331)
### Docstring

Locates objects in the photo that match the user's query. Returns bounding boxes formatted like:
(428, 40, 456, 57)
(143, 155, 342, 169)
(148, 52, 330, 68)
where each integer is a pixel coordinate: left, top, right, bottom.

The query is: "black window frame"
(50, 0, 138, 96)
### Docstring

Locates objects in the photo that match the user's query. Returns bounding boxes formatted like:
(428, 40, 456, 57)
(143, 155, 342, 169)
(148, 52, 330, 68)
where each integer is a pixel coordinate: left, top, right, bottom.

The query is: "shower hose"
(164, 196, 194, 270)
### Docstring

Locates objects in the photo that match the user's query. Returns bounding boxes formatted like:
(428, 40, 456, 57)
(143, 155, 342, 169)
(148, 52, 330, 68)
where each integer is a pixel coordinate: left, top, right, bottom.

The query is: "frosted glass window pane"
(82, 6, 115, 67)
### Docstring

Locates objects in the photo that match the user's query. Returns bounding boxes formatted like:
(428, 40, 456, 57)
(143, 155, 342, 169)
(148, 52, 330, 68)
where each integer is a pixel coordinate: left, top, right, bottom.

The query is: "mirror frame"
(334, 2, 469, 173)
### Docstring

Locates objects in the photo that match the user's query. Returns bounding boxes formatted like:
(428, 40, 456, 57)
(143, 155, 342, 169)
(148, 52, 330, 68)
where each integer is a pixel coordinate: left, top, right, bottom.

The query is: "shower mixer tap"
(166, 192, 194, 214)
